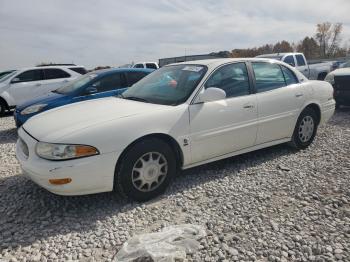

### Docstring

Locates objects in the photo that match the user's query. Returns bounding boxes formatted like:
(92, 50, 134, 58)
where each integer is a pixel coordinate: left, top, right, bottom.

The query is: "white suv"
(0, 66, 85, 115)
(132, 62, 159, 70)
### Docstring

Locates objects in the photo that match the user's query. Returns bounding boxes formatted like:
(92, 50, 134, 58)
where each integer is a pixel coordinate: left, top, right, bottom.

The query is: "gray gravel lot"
(0, 110, 349, 262)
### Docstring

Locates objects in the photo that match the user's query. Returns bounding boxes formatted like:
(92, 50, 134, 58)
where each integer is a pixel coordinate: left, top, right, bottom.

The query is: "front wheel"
(290, 108, 318, 149)
(114, 138, 177, 201)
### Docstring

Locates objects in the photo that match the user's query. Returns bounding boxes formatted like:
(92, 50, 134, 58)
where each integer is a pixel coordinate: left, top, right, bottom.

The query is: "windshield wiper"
(123, 96, 150, 103)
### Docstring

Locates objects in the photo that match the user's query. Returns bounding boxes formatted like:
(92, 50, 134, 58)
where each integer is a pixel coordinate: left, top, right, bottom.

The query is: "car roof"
(168, 58, 288, 69)
(134, 62, 158, 64)
(17, 66, 84, 71)
(92, 67, 154, 76)
(256, 52, 303, 57)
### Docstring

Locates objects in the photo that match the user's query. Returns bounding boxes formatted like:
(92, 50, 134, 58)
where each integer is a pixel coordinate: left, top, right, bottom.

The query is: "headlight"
(21, 104, 47, 115)
(324, 74, 335, 85)
(36, 142, 99, 160)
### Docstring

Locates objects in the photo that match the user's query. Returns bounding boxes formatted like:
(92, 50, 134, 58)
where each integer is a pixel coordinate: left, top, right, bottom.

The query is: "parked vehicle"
(330, 61, 343, 71)
(340, 60, 350, 68)
(325, 67, 350, 107)
(0, 66, 85, 116)
(16, 58, 335, 201)
(256, 53, 332, 80)
(14, 68, 153, 127)
(132, 62, 159, 70)
(0, 70, 16, 79)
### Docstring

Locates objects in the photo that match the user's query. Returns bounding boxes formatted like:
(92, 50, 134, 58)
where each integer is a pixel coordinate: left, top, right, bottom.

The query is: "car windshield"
(121, 64, 207, 105)
(54, 73, 97, 94)
(0, 70, 17, 82)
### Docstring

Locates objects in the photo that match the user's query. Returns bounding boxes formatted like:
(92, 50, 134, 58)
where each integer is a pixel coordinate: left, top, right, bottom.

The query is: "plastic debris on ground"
(113, 224, 207, 262)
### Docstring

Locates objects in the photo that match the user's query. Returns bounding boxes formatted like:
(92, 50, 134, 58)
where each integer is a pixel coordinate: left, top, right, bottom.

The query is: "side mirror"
(196, 87, 226, 103)
(287, 63, 295, 67)
(11, 78, 20, 84)
(85, 86, 98, 95)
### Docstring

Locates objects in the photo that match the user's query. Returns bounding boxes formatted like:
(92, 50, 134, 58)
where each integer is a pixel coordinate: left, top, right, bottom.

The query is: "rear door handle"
(295, 93, 303, 98)
(35, 83, 42, 86)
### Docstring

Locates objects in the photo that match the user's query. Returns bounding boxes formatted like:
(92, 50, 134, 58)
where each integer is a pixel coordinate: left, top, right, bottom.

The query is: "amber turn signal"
(49, 178, 72, 185)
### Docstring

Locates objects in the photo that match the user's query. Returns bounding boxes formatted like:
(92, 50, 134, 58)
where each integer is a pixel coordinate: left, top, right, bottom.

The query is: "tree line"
(214, 22, 349, 60)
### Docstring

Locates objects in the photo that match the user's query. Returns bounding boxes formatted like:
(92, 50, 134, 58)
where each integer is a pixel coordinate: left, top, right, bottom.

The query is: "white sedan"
(16, 58, 335, 201)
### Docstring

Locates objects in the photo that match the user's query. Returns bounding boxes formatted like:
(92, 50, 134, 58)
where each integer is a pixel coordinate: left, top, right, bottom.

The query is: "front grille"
(19, 138, 29, 158)
(334, 76, 350, 91)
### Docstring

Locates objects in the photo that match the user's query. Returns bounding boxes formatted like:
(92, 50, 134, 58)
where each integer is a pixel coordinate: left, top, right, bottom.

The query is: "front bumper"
(13, 109, 29, 128)
(16, 128, 119, 196)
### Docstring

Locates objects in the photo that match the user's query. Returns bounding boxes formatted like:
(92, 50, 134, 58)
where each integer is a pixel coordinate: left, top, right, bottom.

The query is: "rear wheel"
(114, 138, 176, 201)
(0, 100, 7, 117)
(290, 108, 318, 149)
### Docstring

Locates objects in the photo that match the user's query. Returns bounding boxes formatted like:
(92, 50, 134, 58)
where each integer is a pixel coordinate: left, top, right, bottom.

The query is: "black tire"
(114, 138, 177, 202)
(0, 100, 7, 117)
(290, 108, 318, 149)
(317, 72, 327, 80)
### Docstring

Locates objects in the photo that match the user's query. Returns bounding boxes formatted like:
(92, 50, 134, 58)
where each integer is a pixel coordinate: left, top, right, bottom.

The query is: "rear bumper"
(320, 99, 335, 125)
(16, 128, 119, 196)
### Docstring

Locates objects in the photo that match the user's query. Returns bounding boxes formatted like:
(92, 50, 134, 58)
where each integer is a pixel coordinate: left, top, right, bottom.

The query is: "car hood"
(23, 97, 166, 141)
(329, 68, 350, 76)
(16, 92, 67, 111)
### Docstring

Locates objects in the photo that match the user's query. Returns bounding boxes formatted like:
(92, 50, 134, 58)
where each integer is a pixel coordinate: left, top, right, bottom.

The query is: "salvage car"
(16, 58, 335, 201)
(14, 68, 154, 127)
(0, 66, 84, 116)
(340, 60, 350, 68)
(325, 67, 350, 107)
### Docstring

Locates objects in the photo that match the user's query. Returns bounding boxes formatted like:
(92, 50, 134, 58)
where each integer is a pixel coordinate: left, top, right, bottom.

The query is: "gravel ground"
(0, 109, 349, 262)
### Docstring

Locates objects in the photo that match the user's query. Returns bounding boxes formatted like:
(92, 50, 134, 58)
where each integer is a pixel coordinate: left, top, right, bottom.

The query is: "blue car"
(14, 68, 153, 127)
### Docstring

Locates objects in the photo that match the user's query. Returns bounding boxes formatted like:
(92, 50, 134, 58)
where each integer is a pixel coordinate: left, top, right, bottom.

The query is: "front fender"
(0, 90, 15, 107)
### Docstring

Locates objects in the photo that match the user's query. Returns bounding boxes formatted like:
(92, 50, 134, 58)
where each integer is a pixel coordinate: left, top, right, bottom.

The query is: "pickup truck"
(256, 52, 332, 80)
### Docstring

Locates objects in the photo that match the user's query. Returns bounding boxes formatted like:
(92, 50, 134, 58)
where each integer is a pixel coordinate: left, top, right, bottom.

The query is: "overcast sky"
(0, 0, 349, 70)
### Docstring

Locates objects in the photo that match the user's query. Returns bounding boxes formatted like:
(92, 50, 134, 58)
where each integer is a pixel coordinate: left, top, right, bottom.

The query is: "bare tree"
(272, 40, 293, 53)
(297, 37, 319, 59)
(315, 22, 343, 58)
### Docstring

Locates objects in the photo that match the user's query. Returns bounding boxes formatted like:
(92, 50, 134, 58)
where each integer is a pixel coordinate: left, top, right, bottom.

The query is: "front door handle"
(35, 83, 42, 87)
(243, 104, 254, 109)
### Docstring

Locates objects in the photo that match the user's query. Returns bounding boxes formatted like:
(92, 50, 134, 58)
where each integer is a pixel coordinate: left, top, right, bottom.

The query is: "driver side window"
(91, 73, 123, 93)
(204, 63, 250, 98)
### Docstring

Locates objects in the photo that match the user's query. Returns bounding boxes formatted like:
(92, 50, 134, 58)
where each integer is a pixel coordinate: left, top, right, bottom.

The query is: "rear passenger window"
(252, 62, 286, 92)
(296, 55, 306, 66)
(14, 70, 43, 82)
(205, 62, 250, 98)
(69, 67, 87, 75)
(127, 72, 147, 86)
(284, 56, 295, 67)
(92, 73, 123, 92)
(44, 69, 70, 80)
(146, 63, 157, 69)
(281, 66, 298, 85)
